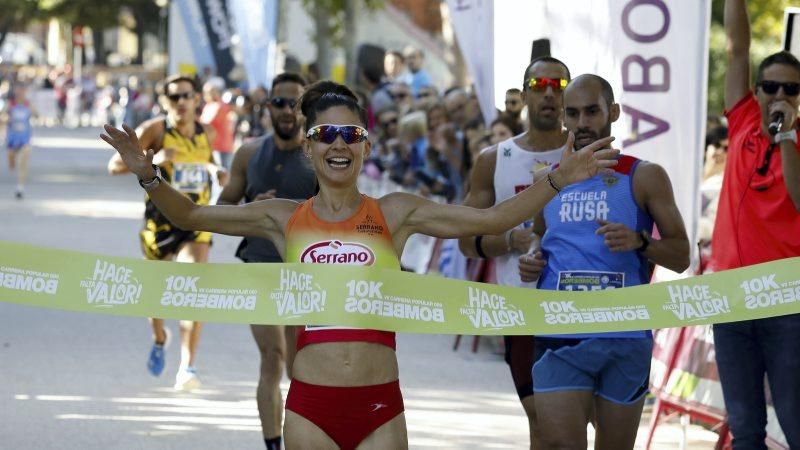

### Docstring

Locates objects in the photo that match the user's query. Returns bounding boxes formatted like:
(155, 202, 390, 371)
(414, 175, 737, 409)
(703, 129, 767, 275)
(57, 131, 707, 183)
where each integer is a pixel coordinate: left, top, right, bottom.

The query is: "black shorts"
(139, 193, 212, 260)
(504, 335, 535, 399)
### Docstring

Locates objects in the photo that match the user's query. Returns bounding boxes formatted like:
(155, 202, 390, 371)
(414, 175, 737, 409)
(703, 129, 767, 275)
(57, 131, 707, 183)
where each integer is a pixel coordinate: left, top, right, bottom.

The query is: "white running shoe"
(174, 366, 201, 391)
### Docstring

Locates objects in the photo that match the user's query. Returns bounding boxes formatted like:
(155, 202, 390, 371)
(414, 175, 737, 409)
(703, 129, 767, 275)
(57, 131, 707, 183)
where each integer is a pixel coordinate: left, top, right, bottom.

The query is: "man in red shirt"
(201, 77, 236, 170)
(711, 1, 800, 448)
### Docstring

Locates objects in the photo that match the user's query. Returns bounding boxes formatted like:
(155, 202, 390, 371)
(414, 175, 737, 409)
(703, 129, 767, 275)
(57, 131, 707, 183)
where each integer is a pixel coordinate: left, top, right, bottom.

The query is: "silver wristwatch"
(138, 165, 162, 192)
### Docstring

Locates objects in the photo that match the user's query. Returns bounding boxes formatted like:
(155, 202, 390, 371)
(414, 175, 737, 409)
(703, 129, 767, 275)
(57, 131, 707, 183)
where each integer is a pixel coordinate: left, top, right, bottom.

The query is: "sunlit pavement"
(0, 127, 719, 449)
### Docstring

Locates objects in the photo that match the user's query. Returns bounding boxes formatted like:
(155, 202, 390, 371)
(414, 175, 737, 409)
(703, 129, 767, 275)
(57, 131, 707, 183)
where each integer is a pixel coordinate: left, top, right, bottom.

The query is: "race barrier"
(1, 240, 799, 335)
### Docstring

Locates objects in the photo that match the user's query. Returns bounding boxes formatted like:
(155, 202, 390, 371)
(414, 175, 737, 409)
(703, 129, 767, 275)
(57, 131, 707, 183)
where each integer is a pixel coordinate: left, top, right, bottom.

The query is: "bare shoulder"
(264, 197, 302, 211)
(470, 144, 499, 183)
(378, 191, 426, 228)
(228, 137, 265, 179)
(476, 144, 499, 169)
(379, 191, 422, 211)
(139, 116, 166, 134)
(633, 161, 673, 198)
(257, 198, 302, 228)
(462, 144, 499, 208)
(137, 116, 166, 149)
(635, 161, 670, 181)
(236, 136, 266, 161)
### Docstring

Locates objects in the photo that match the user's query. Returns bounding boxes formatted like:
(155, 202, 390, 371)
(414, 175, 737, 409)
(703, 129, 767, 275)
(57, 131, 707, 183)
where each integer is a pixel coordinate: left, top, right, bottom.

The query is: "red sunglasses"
(526, 77, 568, 91)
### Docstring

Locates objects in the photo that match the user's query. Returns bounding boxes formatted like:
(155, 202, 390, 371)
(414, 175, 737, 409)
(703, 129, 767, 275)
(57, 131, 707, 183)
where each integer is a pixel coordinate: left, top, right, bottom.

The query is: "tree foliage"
(0, 0, 45, 48)
(300, 0, 384, 48)
(0, 0, 43, 26)
(2, 0, 162, 65)
(45, 0, 160, 34)
(707, 0, 794, 115)
(0, 0, 160, 36)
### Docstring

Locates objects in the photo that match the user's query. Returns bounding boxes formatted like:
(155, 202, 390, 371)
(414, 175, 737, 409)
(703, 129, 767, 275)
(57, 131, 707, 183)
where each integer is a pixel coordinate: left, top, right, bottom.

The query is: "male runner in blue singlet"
(520, 74, 690, 449)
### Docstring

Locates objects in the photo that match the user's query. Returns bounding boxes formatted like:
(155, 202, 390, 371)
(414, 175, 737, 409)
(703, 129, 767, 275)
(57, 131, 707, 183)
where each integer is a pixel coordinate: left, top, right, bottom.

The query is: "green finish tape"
(1, 241, 798, 335)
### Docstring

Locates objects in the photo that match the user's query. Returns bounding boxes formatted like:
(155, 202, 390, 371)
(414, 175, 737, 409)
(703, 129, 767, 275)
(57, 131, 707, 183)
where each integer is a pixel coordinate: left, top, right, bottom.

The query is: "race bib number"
(557, 271, 624, 291)
(172, 163, 209, 194)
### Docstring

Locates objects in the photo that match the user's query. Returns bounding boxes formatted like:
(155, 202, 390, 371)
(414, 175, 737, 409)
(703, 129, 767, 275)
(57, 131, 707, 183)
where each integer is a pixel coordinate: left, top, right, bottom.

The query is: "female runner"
(102, 81, 616, 450)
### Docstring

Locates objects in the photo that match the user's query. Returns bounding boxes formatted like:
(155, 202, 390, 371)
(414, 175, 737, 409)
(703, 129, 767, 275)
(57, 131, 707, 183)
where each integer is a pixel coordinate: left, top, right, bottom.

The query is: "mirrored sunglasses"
(306, 124, 369, 144)
(526, 77, 568, 92)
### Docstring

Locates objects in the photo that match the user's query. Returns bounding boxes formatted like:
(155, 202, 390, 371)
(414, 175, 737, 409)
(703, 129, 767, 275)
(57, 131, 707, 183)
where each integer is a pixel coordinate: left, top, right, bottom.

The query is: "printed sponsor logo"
(344, 280, 445, 322)
(81, 260, 141, 307)
(742, 275, 800, 310)
(370, 403, 387, 412)
(540, 300, 649, 325)
(300, 240, 375, 265)
(558, 271, 624, 291)
(558, 190, 609, 222)
(460, 287, 525, 330)
(355, 215, 385, 235)
(270, 269, 326, 318)
(160, 275, 256, 310)
(663, 284, 730, 321)
(1, 265, 59, 295)
(603, 175, 619, 187)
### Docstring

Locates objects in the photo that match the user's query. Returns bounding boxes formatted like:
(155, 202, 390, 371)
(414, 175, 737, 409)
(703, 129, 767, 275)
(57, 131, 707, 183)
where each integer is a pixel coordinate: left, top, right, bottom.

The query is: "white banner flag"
(446, 0, 496, 126)
(543, 0, 710, 265)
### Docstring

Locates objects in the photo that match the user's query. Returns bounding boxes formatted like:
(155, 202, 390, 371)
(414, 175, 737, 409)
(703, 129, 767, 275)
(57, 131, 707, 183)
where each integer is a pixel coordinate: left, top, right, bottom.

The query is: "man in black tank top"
(217, 72, 314, 450)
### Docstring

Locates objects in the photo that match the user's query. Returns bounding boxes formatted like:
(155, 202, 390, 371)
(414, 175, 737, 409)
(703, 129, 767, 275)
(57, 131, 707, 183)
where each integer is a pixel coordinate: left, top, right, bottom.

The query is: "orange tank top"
(285, 195, 400, 351)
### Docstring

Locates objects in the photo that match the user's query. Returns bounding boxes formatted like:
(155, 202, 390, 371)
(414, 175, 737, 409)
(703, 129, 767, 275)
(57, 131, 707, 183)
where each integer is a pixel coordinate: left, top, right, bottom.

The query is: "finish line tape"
(1, 241, 798, 335)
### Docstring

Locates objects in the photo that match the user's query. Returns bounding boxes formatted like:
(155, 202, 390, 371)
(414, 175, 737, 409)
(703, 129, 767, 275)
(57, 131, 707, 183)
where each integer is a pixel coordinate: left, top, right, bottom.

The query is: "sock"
(16, 184, 23, 193)
(264, 436, 281, 450)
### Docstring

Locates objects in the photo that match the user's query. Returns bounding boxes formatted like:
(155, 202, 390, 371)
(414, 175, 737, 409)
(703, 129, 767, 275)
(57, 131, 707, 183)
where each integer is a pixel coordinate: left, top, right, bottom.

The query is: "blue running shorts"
(532, 336, 652, 405)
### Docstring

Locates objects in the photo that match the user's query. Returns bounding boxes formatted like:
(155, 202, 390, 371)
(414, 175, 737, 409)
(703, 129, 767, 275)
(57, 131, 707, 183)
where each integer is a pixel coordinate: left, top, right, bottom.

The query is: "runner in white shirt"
(458, 56, 572, 449)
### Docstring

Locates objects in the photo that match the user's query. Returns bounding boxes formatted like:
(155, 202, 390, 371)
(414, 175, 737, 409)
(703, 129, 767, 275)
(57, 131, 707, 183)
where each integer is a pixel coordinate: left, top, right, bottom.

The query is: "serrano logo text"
(300, 240, 375, 265)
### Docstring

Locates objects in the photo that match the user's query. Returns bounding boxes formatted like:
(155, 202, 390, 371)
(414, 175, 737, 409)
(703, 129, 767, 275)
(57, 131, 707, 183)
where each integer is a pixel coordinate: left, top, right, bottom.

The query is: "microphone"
(768, 112, 784, 136)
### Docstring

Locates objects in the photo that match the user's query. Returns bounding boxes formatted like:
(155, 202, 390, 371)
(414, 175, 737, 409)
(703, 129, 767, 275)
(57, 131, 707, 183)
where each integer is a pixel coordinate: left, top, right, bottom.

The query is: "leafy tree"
(301, 0, 384, 80)
(707, 0, 794, 115)
(0, 0, 44, 49)
(46, 0, 160, 64)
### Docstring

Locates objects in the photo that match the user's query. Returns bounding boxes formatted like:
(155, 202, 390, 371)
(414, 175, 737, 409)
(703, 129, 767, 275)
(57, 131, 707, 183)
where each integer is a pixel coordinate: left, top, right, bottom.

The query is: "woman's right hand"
(101, 124, 155, 180)
(553, 132, 619, 187)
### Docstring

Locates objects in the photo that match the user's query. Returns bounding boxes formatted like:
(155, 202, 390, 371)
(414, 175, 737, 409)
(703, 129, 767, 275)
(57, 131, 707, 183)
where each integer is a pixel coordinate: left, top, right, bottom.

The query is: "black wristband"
(636, 231, 650, 253)
(475, 235, 488, 259)
(547, 172, 562, 193)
